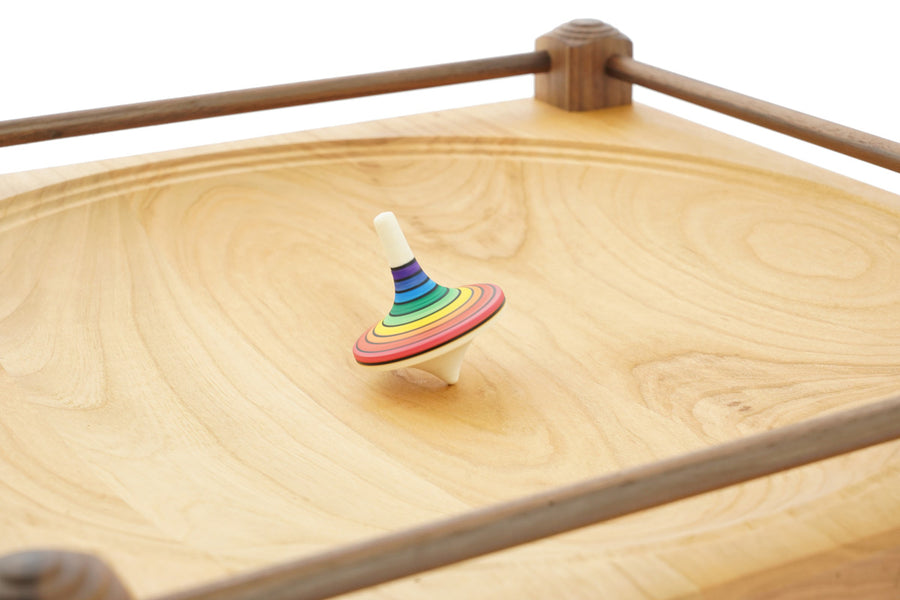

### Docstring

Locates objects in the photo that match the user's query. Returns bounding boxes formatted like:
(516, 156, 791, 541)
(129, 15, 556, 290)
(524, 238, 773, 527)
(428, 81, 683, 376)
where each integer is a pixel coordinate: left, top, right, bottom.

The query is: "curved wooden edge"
(141, 392, 900, 600)
(606, 55, 900, 173)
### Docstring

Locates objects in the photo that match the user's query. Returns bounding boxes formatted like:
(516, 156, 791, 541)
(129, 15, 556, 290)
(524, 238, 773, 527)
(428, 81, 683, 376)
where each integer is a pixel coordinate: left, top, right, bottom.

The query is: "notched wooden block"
(535, 19, 633, 111)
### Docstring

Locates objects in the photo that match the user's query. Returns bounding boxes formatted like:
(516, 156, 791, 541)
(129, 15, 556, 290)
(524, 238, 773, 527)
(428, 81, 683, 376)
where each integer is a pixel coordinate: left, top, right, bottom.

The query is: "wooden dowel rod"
(607, 55, 900, 173)
(151, 393, 900, 600)
(0, 52, 550, 147)
(4, 45, 897, 176)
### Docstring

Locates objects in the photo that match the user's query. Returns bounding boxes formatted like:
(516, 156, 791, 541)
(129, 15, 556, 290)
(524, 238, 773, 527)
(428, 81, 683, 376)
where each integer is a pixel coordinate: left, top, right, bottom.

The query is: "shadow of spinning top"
(353, 212, 505, 384)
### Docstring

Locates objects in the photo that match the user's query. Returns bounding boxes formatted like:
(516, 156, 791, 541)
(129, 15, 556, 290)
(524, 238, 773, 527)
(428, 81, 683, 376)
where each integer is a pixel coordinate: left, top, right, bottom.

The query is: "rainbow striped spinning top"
(353, 212, 505, 384)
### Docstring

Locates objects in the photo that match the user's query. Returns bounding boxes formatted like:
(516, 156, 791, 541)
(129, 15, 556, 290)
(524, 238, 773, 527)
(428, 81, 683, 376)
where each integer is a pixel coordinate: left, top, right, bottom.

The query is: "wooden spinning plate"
(2, 100, 899, 598)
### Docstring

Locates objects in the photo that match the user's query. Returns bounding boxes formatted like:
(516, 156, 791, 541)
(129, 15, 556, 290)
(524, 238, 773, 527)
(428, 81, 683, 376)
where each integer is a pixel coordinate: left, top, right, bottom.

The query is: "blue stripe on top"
(393, 278, 437, 303)
(394, 268, 430, 292)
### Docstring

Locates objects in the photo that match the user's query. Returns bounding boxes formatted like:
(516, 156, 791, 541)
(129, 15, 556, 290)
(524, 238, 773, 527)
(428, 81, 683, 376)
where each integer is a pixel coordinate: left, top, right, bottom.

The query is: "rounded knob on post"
(535, 18, 633, 110)
(0, 550, 132, 600)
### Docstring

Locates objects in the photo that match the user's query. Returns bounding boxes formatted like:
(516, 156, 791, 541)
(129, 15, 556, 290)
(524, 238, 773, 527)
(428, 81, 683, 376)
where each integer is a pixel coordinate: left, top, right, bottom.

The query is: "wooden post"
(0, 550, 132, 600)
(535, 19, 633, 110)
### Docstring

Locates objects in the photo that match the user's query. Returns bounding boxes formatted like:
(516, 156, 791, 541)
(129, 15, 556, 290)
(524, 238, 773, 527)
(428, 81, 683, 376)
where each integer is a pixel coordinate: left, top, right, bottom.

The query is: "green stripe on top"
(382, 287, 459, 326)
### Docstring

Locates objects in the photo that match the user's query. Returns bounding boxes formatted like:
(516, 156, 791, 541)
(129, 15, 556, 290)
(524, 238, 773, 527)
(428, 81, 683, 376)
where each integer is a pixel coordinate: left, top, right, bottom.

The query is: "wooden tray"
(2, 99, 899, 598)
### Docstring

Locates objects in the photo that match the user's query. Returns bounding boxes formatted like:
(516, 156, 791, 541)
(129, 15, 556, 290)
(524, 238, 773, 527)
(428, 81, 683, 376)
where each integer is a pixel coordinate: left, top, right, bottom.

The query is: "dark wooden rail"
(0, 20, 898, 173)
(149, 393, 900, 600)
(607, 55, 900, 172)
(0, 52, 550, 147)
(4, 393, 899, 600)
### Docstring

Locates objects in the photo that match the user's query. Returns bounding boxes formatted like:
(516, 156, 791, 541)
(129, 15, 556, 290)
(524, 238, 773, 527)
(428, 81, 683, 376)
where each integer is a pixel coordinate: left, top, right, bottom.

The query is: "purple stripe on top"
(391, 259, 421, 281)
(394, 269, 430, 292)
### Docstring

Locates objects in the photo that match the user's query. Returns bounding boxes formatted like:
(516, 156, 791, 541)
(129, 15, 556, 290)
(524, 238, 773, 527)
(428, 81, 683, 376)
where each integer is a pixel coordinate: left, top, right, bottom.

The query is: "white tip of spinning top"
(373, 211, 414, 268)
(407, 340, 472, 385)
(363, 329, 479, 385)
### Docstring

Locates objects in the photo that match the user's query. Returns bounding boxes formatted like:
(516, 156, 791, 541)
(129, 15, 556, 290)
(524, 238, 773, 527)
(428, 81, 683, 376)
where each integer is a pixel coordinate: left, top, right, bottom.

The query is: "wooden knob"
(535, 19, 633, 110)
(0, 550, 132, 600)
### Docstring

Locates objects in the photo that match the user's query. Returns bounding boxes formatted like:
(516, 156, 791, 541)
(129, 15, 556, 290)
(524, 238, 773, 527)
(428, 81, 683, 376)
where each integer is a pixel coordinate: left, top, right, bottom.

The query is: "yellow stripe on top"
(374, 286, 475, 336)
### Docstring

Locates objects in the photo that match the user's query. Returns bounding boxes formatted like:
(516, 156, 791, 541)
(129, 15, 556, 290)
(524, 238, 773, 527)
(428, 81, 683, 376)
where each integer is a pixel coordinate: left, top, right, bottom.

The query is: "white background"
(2, 1, 898, 195)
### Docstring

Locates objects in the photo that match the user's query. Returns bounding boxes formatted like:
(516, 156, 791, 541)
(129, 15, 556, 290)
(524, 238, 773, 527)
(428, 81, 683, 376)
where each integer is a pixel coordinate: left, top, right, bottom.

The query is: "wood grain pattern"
(1, 100, 899, 599)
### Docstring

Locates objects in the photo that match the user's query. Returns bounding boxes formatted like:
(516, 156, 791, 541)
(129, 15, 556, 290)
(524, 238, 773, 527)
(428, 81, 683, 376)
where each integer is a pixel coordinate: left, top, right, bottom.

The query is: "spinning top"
(353, 212, 505, 384)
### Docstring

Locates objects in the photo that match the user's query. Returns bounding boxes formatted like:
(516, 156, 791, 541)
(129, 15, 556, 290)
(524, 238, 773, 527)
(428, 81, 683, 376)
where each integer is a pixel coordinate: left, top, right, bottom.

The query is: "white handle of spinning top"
(374, 212, 415, 268)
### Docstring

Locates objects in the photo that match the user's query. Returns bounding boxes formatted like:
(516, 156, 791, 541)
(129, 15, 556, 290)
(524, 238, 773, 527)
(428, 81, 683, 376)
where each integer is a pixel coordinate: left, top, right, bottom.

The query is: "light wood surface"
(1, 99, 899, 599)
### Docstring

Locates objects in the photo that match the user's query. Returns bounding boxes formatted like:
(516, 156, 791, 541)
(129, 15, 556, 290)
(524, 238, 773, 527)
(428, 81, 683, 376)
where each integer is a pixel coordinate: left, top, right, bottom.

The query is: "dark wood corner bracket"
(0, 18, 898, 172)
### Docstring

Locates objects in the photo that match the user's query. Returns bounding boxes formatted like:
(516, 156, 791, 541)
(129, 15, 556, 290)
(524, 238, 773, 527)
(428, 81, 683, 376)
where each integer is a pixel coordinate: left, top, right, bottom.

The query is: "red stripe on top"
(354, 284, 504, 365)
